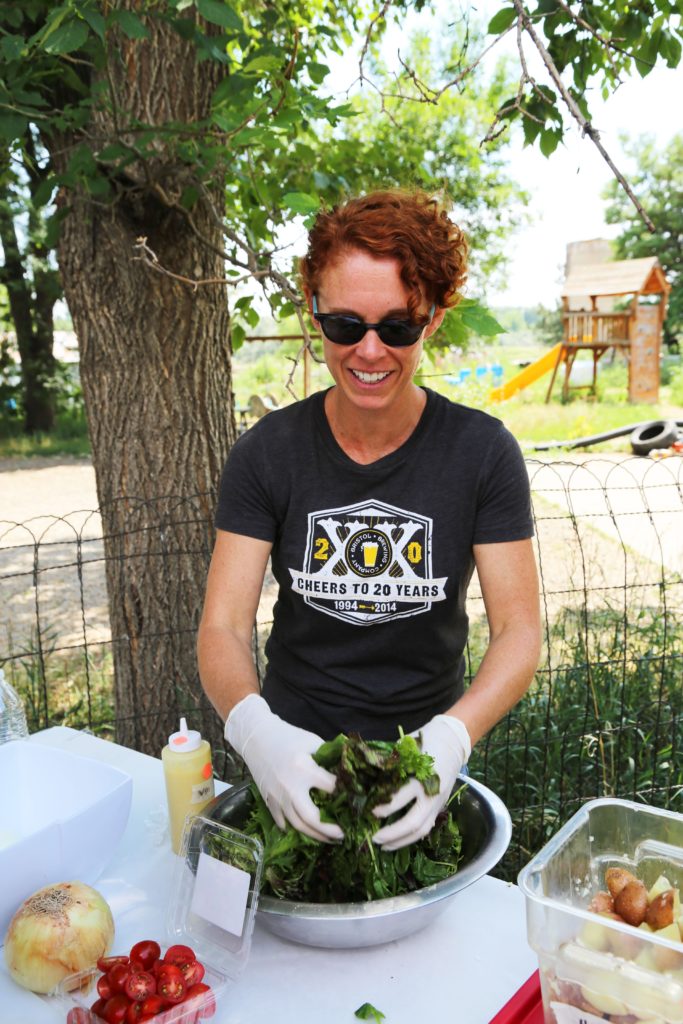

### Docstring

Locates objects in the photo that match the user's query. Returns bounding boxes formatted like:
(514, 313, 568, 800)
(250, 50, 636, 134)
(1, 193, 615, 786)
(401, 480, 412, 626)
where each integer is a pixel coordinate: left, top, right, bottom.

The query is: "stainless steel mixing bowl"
(205, 774, 511, 949)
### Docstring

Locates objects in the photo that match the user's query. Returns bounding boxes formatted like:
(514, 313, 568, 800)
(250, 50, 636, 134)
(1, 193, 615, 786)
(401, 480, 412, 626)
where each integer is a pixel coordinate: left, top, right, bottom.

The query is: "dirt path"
(0, 456, 276, 655)
(1, 453, 681, 660)
(0, 455, 99, 531)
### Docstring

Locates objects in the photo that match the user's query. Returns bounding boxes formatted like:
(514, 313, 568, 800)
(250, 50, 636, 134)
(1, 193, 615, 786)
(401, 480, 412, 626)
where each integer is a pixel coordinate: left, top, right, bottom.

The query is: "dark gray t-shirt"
(215, 388, 533, 740)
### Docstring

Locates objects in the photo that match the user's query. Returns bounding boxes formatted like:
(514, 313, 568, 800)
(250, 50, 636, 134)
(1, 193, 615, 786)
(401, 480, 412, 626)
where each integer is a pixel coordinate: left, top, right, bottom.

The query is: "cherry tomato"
(102, 994, 131, 1024)
(108, 962, 131, 994)
(129, 940, 161, 972)
(140, 994, 166, 1015)
(97, 975, 113, 1000)
(186, 982, 216, 1019)
(124, 1004, 142, 1024)
(179, 959, 205, 986)
(97, 955, 130, 973)
(124, 1003, 156, 1024)
(164, 944, 196, 966)
(151, 958, 168, 977)
(157, 964, 187, 1004)
(124, 970, 157, 1003)
(91, 997, 108, 1020)
(67, 1009, 91, 1024)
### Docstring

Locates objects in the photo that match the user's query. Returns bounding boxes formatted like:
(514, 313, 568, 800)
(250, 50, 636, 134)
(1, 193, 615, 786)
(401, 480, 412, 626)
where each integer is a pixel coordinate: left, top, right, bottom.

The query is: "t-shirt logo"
(289, 498, 448, 626)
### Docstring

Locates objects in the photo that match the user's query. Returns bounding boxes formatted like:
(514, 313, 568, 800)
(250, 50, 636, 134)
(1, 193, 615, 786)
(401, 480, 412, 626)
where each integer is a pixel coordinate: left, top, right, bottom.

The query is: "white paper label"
(550, 1002, 607, 1024)
(190, 778, 215, 804)
(190, 849, 250, 937)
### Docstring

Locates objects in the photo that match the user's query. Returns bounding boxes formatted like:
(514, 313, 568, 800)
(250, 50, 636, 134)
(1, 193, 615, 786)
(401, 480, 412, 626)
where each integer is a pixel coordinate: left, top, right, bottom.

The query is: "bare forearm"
(447, 622, 542, 747)
(197, 622, 261, 723)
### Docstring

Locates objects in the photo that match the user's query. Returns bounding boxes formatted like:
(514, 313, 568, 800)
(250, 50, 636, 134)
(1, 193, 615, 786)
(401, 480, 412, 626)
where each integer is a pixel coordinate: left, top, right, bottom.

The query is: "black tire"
(630, 419, 680, 455)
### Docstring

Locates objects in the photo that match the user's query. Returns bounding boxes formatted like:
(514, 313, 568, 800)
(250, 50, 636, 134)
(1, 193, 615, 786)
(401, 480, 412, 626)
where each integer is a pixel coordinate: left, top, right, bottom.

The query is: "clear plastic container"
(0, 667, 29, 743)
(518, 798, 683, 1024)
(56, 814, 263, 1022)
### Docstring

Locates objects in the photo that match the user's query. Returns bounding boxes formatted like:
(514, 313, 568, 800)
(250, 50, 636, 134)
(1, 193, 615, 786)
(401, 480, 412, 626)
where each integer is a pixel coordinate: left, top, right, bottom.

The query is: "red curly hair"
(299, 189, 468, 320)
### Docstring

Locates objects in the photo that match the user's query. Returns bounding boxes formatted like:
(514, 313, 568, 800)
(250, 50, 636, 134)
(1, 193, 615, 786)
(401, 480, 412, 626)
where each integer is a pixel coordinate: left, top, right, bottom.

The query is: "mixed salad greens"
(240, 731, 464, 903)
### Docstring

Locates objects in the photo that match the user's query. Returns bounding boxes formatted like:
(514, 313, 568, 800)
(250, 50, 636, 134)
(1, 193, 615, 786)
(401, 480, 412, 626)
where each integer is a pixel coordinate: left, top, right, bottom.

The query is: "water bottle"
(0, 668, 29, 744)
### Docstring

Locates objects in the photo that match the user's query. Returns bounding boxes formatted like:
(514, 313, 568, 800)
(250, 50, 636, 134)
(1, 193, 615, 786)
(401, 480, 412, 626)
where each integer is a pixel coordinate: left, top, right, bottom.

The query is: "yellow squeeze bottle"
(162, 717, 215, 854)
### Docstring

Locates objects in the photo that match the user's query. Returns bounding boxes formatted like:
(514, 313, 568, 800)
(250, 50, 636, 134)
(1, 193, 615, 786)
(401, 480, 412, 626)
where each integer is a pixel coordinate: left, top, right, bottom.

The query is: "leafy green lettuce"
(242, 732, 463, 903)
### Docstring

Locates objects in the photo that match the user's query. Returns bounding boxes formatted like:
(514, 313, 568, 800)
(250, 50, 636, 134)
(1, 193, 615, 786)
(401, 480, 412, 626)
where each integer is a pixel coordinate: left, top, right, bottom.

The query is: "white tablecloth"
(1, 727, 538, 1023)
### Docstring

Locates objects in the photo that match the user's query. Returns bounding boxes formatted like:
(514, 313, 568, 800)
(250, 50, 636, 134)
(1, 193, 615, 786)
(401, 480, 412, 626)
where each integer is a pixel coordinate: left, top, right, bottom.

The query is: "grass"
(229, 337, 683, 452)
(2, 340, 680, 459)
(418, 342, 683, 449)
(8, 596, 681, 882)
(4, 627, 116, 740)
(0, 409, 91, 459)
(468, 603, 683, 881)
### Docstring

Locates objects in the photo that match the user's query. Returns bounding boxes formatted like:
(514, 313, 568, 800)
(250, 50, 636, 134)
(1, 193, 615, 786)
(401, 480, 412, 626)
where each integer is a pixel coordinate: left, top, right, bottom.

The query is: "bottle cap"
(168, 716, 202, 753)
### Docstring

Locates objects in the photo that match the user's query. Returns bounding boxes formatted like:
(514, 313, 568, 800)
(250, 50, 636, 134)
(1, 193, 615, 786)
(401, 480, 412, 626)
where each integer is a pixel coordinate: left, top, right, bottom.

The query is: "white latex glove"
(372, 715, 471, 851)
(225, 694, 343, 843)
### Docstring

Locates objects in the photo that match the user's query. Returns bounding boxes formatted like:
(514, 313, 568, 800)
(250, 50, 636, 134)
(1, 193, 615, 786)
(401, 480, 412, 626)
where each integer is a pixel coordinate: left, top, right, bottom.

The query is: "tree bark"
(0, 187, 57, 433)
(50, 13, 235, 756)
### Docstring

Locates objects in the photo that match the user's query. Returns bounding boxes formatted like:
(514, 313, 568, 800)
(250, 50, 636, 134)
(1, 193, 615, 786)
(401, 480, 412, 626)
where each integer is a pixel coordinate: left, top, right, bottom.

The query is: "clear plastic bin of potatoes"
(518, 798, 683, 1024)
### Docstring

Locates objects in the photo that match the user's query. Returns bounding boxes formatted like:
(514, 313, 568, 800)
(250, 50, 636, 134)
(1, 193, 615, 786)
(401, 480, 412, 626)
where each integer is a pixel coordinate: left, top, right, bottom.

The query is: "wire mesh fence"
(1, 454, 682, 880)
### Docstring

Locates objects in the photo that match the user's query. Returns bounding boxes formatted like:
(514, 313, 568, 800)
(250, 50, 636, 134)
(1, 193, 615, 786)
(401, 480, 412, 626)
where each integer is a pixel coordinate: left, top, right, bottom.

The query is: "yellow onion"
(4, 881, 114, 994)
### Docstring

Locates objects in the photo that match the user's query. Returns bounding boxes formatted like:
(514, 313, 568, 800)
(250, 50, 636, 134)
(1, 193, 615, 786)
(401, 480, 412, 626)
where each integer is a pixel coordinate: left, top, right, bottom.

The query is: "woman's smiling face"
(312, 249, 442, 417)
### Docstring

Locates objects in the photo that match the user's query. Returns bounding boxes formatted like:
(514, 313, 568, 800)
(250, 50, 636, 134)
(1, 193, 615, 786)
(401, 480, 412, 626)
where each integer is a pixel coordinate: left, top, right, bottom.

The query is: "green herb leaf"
(355, 1003, 386, 1022)
(227, 733, 463, 904)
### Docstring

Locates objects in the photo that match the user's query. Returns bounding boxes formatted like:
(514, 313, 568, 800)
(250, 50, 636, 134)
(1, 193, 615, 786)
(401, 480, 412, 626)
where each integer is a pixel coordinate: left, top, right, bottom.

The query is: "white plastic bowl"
(0, 739, 132, 934)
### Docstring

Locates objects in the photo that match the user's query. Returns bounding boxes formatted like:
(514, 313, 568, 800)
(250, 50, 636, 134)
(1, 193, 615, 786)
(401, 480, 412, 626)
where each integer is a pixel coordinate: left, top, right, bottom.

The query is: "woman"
(198, 189, 541, 851)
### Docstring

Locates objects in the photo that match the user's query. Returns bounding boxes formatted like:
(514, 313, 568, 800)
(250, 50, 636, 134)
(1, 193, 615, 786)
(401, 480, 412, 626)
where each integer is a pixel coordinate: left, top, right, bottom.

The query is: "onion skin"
(4, 881, 114, 994)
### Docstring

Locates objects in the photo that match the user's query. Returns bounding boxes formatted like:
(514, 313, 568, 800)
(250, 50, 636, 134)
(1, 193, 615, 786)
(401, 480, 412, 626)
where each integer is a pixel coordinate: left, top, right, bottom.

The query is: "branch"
(482, 18, 545, 143)
(270, 27, 299, 117)
(359, 1, 394, 84)
(511, 0, 655, 231)
(131, 237, 269, 288)
(130, 233, 324, 398)
(552, 0, 655, 73)
(378, 24, 517, 107)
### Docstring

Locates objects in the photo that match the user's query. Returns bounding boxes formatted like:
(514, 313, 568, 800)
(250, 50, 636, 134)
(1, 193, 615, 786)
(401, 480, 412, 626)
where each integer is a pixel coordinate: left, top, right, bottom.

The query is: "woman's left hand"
(372, 715, 471, 850)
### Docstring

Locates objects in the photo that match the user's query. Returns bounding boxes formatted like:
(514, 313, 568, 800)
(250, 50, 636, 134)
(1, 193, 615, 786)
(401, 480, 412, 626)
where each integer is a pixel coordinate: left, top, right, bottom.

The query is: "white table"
(1, 727, 538, 1024)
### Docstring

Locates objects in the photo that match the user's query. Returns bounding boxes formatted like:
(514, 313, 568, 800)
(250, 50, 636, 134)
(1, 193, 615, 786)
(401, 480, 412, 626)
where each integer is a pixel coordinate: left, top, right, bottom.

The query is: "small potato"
(580, 986, 628, 1016)
(606, 867, 638, 899)
(615, 879, 649, 927)
(608, 917, 643, 960)
(588, 890, 615, 914)
(646, 890, 674, 930)
(651, 940, 683, 973)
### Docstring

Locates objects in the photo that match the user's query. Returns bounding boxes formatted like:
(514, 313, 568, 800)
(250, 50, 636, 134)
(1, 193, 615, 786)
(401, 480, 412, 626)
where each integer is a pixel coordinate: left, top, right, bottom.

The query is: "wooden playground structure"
(491, 255, 671, 404)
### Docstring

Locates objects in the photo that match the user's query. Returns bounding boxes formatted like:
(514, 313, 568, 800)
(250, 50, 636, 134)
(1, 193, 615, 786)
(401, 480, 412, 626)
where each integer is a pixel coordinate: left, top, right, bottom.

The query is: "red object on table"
(489, 970, 544, 1024)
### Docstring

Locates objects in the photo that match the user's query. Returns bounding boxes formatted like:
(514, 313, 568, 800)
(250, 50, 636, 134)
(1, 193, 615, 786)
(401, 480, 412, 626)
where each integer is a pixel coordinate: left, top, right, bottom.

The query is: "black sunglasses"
(312, 295, 435, 348)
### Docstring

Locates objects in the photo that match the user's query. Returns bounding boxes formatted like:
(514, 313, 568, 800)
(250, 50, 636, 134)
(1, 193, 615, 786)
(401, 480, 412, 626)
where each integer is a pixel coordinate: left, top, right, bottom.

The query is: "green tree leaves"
(487, 0, 682, 163)
(458, 299, 504, 337)
(42, 17, 89, 54)
(487, 5, 516, 35)
(604, 133, 683, 343)
(196, 0, 241, 30)
(282, 191, 320, 216)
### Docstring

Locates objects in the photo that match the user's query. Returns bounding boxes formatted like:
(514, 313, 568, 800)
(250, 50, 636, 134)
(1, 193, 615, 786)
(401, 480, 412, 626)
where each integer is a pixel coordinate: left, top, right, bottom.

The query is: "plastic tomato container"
(518, 798, 683, 1024)
(55, 814, 263, 1023)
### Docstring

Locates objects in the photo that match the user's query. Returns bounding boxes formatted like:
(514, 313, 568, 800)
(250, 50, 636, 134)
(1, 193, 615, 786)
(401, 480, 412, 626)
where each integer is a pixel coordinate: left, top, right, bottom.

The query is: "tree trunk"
(0, 191, 56, 433)
(51, 15, 234, 756)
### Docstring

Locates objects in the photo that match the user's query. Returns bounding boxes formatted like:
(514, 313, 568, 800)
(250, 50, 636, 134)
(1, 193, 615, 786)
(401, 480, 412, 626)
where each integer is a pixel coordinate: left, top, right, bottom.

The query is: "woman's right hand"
(225, 694, 344, 843)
